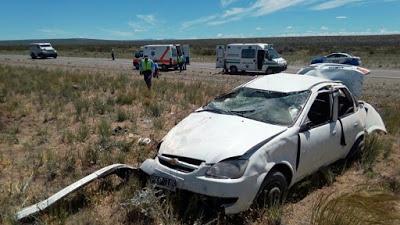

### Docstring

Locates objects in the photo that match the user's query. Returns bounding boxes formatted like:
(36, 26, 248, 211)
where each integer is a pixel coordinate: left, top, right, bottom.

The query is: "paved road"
(1, 54, 400, 80)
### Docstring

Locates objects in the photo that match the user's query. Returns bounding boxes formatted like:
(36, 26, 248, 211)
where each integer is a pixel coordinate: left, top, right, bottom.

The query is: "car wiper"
(230, 109, 255, 114)
(196, 108, 233, 115)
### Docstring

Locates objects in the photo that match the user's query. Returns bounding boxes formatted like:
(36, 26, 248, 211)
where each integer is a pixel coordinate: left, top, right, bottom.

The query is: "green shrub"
(116, 108, 129, 122)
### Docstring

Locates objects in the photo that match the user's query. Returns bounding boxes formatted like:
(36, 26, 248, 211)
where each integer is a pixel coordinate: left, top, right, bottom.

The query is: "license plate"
(149, 175, 177, 191)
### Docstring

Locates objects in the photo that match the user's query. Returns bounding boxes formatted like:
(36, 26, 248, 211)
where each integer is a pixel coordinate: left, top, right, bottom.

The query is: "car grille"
(158, 154, 204, 173)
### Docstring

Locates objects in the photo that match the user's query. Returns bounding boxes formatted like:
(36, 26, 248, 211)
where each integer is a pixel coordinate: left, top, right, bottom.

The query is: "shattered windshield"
(204, 87, 310, 126)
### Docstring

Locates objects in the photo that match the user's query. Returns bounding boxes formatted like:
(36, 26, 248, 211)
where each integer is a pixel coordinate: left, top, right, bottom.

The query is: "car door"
(241, 47, 256, 71)
(336, 88, 364, 158)
(297, 91, 342, 178)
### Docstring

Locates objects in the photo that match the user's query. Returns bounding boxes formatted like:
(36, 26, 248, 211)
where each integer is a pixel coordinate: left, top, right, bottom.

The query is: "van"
(216, 43, 287, 74)
(133, 44, 190, 70)
(29, 43, 57, 59)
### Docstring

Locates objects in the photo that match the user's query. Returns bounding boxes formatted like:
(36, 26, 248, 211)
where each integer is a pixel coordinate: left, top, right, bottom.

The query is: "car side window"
(338, 88, 355, 117)
(241, 49, 256, 58)
(306, 92, 331, 127)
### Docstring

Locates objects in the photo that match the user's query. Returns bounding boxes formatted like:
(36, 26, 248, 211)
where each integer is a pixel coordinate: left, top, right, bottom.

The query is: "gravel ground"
(1, 54, 400, 81)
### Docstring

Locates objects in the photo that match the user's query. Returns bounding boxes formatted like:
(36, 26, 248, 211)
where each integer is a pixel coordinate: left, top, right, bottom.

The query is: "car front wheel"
(256, 171, 288, 208)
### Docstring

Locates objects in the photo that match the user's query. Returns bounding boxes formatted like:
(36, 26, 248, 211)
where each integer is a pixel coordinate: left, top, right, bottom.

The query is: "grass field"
(1, 34, 400, 68)
(0, 65, 399, 225)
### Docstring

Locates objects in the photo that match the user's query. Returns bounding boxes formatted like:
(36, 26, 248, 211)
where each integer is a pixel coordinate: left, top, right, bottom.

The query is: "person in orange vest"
(139, 55, 154, 90)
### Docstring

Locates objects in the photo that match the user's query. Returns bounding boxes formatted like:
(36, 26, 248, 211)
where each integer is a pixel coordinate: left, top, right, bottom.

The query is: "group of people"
(111, 49, 187, 90)
(139, 54, 187, 90)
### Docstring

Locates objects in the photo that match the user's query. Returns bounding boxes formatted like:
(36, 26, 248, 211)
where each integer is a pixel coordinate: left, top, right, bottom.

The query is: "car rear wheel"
(266, 68, 273, 75)
(30, 53, 37, 59)
(229, 66, 238, 74)
(256, 171, 288, 208)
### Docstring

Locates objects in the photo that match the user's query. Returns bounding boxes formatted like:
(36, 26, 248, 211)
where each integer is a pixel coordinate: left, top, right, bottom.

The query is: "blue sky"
(1, 0, 399, 40)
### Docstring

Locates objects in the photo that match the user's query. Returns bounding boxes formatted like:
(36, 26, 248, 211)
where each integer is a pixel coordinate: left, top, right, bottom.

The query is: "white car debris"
(16, 164, 138, 221)
(140, 73, 386, 214)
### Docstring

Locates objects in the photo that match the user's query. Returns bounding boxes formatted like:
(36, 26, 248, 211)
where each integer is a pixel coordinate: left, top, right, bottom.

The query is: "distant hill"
(1, 34, 399, 48)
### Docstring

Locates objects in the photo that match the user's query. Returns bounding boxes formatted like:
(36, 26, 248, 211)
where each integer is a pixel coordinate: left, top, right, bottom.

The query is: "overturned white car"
(141, 71, 386, 214)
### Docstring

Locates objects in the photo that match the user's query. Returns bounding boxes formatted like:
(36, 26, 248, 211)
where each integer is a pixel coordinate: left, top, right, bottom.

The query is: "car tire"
(229, 66, 238, 75)
(266, 68, 273, 75)
(346, 136, 364, 160)
(54, 54, 57, 59)
(255, 171, 288, 208)
(161, 64, 167, 71)
(30, 53, 36, 59)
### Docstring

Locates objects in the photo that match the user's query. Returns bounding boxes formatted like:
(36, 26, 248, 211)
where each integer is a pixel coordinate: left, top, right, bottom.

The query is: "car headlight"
(205, 159, 248, 179)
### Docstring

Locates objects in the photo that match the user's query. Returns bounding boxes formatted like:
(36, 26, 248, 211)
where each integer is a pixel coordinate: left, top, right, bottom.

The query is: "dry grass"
(311, 188, 400, 225)
(1, 64, 400, 225)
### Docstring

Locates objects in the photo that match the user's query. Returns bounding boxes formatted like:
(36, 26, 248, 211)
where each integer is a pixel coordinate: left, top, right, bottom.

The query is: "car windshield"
(39, 44, 52, 48)
(267, 48, 280, 59)
(203, 87, 310, 126)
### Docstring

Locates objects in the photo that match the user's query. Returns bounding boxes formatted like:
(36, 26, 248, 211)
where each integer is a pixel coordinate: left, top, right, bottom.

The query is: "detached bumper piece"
(16, 164, 139, 221)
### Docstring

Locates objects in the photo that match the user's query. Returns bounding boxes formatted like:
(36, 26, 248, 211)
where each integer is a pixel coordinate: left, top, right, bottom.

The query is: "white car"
(140, 72, 386, 214)
(29, 43, 58, 59)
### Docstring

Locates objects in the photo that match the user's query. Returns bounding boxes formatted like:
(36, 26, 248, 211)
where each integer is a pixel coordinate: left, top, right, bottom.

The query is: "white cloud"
(320, 26, 329, 30)
(286, 26, 293, 29)
(136, 14, 156, 25)
(98, 28, 134, 37)
(256, 27, 263, 31)
(311, 0, 362, 10)
(37, 28, 73, 36)
(336, 16, 348, 19)
(221, 0, 238, 7)
(183, 0, 305, 28)
(181, 15, 218, 29)
(251, 0, 306, 16)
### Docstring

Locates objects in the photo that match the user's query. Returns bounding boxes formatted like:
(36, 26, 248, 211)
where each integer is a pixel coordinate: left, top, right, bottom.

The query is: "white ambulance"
(216, 43, 287, 74)
(133, 44, 190, 70)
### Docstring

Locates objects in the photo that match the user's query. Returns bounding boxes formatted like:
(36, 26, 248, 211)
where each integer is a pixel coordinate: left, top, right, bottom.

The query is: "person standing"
(182, 52, 187, 70)
(139, 55, 154, 90)
(111, 49, 115, 61)
(178, 54, 184, 72)
(152, 62, 159, 78)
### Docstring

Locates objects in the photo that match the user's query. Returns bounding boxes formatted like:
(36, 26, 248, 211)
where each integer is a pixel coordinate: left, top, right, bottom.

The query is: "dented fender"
(361, 101, 387, 134)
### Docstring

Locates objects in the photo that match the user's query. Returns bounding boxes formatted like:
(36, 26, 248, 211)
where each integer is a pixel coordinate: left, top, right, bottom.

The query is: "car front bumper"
(140, 157, 261, 214)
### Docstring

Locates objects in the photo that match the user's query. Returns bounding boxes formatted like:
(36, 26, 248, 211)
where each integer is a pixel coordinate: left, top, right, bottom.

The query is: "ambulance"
(133, 44, 190, 70)
(216, 43, 287, 74)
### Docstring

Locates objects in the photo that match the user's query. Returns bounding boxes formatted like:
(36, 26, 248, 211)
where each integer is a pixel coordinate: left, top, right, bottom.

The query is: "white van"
(216, 43, 287, 74)
(133, 44, 190, 70)
(29, 43, 58, 59)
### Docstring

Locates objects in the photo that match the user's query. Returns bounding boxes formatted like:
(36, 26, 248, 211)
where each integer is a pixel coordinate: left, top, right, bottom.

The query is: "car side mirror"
(299, 123, 311, 132)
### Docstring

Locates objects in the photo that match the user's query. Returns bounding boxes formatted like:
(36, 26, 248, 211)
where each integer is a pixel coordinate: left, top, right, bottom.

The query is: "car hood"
(159, 111, 287, 163)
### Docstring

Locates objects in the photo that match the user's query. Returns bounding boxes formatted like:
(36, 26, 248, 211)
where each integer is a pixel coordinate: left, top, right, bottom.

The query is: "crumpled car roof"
(297, 63, 370, 98)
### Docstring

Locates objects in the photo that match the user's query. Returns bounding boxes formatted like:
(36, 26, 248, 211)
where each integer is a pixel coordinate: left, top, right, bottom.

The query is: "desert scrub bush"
(61, 129, 75, 144)
(43, 148, 58, 181)
(310, 188, 400, 225)
(83, 143, 99, 166)
(73, 97, 90, 121)
(77, 123, 90, 142)
(92, 96, 112, 115)
(116, 108, 129, 122)
(97, 119, 112, 151)
(144, 101, 164, 118)
(123, 187, 178, 225)
(361, 133, 393, 171)
(116, 91, 135, 105)
(153, 117, 164, 130)
(382, 104, 400, 135)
